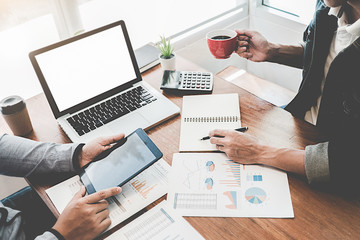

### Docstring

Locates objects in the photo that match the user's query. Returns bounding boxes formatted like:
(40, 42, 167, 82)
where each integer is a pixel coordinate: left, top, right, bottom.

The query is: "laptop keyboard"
(66, 86, 157, 136)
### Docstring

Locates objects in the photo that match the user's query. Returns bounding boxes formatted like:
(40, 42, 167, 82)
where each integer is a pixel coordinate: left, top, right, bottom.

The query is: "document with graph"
(167, 153, 294, 218)
(105, 201, 204, 240)
(46, 159, 170, 231)
(179, 93, 241, 152)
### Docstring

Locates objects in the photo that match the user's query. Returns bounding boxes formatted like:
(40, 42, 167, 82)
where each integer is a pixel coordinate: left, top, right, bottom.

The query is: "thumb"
(236, 29, 256, 38)
(72, 186, 86, 201)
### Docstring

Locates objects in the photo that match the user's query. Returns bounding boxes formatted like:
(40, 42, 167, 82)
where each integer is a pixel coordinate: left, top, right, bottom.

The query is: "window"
(0, 0, 60, 99)
(77, 0, 245, 49)
(262, 0, 316, 23)
(0, 0, 246, 99)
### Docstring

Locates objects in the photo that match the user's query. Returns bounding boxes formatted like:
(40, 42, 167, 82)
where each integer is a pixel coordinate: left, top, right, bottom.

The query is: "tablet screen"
(81, 129, 160, 193)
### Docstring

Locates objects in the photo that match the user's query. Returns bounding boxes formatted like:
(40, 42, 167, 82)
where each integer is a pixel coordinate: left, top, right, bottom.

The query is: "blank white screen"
(35, 25, 137, 112)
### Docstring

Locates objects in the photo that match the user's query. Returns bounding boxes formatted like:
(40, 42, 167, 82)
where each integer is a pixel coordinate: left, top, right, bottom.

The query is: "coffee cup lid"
(0, 95, 26, 115)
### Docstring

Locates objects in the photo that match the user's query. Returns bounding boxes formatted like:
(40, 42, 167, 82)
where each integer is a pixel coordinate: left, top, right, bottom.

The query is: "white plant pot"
(159, 54, 176, 71)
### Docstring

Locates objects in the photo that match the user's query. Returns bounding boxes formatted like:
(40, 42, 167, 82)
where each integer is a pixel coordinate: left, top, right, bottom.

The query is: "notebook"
(29, 20, 179, 143)
(134, 43, 160, 73)
(179, 93, 241, 151)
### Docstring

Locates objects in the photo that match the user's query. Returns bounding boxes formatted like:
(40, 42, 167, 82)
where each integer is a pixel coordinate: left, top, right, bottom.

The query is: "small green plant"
(157, 35, 174, 59)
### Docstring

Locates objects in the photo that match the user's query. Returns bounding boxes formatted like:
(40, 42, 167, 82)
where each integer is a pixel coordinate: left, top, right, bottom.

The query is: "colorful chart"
(246, 174, 263, 182)
(206, 161, 215, 172)
(219, 160, 241, 187)
(131, 180, 157, 199)
(205, 178, 214, 190)
(224, 191, 237, 209)
(245, 187, 266, 204)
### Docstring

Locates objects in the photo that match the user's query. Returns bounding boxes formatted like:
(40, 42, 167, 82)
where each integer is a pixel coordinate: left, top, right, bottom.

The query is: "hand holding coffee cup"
(206, 29, 238, 59)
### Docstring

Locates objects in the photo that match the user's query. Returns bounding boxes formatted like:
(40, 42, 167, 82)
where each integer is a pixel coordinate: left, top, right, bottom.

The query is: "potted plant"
(157, 35, 176, 70)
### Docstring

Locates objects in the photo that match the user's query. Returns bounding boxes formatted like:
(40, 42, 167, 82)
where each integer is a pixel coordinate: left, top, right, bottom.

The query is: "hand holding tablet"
(80, 128, 163, 194)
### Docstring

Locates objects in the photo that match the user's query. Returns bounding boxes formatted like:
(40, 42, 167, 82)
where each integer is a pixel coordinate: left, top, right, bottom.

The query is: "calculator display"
(161, 70, 181, 89)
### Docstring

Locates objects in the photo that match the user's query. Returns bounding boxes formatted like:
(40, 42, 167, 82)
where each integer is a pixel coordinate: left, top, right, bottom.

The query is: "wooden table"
(1, 56, 360, 240)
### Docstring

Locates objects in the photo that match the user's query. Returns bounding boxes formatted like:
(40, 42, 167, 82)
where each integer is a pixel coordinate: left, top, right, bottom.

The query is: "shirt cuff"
(48, 229, 65, 240)
(304, 142, 330, 184)
(72, 143, 85, 172)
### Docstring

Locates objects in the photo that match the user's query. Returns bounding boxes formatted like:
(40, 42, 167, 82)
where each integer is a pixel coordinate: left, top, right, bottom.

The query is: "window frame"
(251, 0, 309, 31)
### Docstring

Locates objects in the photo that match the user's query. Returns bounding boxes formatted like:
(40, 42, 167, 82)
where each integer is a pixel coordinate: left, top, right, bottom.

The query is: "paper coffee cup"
(0, 95, 33, 136)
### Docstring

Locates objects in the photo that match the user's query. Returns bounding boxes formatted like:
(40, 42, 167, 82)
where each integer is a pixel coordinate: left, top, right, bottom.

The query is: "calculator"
(160, 70, 213, 93)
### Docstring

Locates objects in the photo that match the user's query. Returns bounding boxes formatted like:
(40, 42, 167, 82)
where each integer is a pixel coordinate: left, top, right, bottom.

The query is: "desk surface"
(1, 57, 360, 239)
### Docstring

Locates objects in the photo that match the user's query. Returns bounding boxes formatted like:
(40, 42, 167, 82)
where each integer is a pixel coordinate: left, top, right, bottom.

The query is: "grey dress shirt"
(0, 134, 80, 240)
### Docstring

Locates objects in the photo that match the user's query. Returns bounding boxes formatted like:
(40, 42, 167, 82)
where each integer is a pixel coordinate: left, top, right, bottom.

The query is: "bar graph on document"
(129, 161, 168, 200)
(167, 153, 241, 217)
(105, 201, 204, 240)
(219, 160, 241, 188)
(131, 180, 157, 199)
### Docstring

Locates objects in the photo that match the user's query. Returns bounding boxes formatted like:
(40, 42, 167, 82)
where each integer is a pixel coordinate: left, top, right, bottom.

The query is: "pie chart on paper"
(245, 187, 267, 204)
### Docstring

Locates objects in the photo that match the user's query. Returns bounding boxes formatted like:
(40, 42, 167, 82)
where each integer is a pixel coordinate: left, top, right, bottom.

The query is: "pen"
(200, 126, 248, 140)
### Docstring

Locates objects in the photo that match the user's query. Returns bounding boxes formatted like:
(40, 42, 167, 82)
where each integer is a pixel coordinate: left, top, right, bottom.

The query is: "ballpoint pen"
(200, 126, 248, 140)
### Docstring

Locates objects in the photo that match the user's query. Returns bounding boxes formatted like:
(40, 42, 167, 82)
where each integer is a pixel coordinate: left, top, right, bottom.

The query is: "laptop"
(29, 20, 179, 143)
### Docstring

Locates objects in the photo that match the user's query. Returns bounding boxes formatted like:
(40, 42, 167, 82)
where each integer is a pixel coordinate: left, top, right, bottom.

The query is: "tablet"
(80, 128, 162, 194)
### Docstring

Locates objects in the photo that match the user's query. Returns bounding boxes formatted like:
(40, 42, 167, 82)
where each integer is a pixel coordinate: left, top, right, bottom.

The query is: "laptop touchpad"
(105, 112, 150, 136)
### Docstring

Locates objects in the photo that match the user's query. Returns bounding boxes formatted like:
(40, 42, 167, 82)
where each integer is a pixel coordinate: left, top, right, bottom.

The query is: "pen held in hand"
(200, 126, 248, 141)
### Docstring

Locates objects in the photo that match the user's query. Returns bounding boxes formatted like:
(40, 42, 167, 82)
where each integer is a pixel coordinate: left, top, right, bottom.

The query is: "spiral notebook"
(179, 93, 241, 151)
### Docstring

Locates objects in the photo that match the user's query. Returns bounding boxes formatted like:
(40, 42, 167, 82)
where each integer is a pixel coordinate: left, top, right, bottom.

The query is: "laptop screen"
(32, 22, 137, 113)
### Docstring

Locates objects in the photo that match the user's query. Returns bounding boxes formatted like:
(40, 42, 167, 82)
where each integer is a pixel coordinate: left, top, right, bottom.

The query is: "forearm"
(258, 145, 306, 176)
(0, 134, 78, 177)
(267, 43, 304, 69)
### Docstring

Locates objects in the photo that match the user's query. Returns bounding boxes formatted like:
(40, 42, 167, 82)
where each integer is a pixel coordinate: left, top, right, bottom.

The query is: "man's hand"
(209, 129, 264, 164)
(78, 134, 125, 168)
(53, 186, 121, 240)
(235, 29, 273, 62)
(209, 129, 306, 175)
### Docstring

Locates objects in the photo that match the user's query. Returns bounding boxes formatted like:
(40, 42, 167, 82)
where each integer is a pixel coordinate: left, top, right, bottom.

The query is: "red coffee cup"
(206, 29, 238, 59)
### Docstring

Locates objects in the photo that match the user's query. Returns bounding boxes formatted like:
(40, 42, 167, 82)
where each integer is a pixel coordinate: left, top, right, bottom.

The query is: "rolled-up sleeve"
(304, 142, 330, 184)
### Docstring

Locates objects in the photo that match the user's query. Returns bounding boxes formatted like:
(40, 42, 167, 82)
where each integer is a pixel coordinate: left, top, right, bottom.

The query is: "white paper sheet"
(105, 201, 204, 240)
(167, 153, 294, 218)
(46, 159, 170, 230)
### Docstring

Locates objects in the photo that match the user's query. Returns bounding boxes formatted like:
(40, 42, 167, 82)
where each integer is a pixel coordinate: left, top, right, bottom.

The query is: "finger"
(100, 134, 126, 146)
(235, 29, 247, 36)
(237, 40, 249, 47)
(98, 217, 112, 230)
(91, 199, 109, 213)
(238, 35, 249, 41)
(85, 187, 122, 204)
(237, 29, 257, 38)
(92, 216, 111, 236)
(209, 136, 227, 146)
(236, 47, 248, 54)
(96, 209, 110, 222)
(209, 129, 230, 137)
(238, 52, 253, 59)
(216, 144, 224, 152)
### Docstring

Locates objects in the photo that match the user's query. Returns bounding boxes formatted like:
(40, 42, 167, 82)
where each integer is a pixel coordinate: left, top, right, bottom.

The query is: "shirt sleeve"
(34, 231, 60, 240)
(0, 134, 80, 178)
(304, 142, 330, 184)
